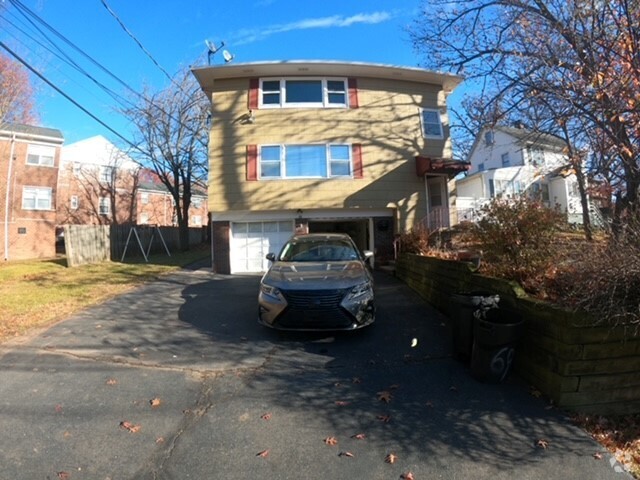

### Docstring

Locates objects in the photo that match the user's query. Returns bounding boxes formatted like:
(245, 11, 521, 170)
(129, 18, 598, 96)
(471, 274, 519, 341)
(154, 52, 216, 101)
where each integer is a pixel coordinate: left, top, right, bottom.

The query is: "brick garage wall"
(396, 253, 640, 415)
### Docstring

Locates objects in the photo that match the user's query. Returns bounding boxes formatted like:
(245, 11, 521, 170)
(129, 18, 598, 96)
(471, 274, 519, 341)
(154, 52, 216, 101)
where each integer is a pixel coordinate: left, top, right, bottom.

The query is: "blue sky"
(0, 0, 459, 145)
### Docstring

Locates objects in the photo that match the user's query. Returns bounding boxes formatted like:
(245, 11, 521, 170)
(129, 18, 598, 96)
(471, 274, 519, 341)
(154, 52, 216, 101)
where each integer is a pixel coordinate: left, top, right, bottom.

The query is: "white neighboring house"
(455, 125, 589, 224)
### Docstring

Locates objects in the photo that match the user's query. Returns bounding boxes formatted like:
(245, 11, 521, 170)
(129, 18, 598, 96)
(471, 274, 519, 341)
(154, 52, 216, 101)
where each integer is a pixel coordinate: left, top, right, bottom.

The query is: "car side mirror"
(266, 252, 276, 262)
(362, 250, 374, 263)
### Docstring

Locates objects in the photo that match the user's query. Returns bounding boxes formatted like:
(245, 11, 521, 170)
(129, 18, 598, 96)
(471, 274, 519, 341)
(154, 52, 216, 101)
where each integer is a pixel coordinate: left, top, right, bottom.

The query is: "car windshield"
(279, 239, 360, 262)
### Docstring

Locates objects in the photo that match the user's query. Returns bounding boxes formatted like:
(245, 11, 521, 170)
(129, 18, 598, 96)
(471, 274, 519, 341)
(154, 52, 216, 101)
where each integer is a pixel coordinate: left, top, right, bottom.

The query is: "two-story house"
(455, 125, 588, 224)
(0, 123, 64, 260)
(192, 60, 467, 274)
(58, 135, 209, 229)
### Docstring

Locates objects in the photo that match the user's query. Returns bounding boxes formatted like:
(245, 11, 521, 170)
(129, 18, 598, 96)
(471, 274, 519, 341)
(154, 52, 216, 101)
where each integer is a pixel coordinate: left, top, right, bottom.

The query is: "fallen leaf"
(411, 338, 418, 347)
(119, 421, 141, 433)
(105, 378, 118, 386)
(339, 451, 354, 457)
(156, 437, 165, 444)
(335, 401, 350, 407)
(261, 413, 272, 421)
(351, 433, 366, 440)
(377, 391, 393, 403)
(57, 472, 70, 480)
(529, 386, 543, 398)
(55, 404, 63, 413)
(149, 397, 161, 408)
(324, 436, 338, 446)
(385, 453, 398, 464)
(401, 472, 415, 480)
(536, 439, 549, 449)
(377, 414, 392, 423)
(593, 452, 603, 459)
(256, 449, 269, 458)
(352, 377, 362, 384)
(389, 384, 400, 390)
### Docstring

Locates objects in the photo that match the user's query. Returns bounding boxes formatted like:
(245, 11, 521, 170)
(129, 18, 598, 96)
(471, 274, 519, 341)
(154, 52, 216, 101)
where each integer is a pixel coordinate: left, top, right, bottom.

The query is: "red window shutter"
(352, 144, 363, 179)
(248, 78, 259, 109)
(247, 144, 258, 181)
(348, 78, 359, 109)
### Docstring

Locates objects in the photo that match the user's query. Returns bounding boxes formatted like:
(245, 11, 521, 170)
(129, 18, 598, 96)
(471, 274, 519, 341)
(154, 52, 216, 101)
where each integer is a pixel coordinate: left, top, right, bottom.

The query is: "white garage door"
(230, 221, 294, 273)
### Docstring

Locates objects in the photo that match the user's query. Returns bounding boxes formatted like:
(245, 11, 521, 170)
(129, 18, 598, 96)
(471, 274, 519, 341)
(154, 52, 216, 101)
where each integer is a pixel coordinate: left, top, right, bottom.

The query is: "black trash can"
(470, 308, 525, 383)
(449, 292, 500, 360)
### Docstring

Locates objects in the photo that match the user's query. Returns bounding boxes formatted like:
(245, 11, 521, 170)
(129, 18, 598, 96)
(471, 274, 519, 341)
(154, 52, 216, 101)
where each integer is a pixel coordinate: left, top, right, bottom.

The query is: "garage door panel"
(230, 221, 293, 274)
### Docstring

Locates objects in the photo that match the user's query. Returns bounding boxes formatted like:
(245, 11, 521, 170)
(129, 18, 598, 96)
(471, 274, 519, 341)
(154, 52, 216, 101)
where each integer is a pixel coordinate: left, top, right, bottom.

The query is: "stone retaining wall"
(395, 253, 640, 415)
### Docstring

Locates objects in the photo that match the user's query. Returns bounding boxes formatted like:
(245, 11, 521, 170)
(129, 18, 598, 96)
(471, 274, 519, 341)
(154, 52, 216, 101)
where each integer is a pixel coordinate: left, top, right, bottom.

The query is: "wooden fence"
(63, 224, 207, 266)
(395, 253, 640, 415)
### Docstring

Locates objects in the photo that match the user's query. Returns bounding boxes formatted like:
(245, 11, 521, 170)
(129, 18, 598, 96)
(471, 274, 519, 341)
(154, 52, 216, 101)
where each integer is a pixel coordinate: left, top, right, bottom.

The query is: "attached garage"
(230, 221, 294, 273)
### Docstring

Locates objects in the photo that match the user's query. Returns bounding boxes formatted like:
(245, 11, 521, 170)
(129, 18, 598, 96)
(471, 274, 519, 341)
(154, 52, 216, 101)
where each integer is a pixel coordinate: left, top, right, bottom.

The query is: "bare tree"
(410, 0, 640, 229)
(123, 68, 209, 251)
(0, 52, 38, 125)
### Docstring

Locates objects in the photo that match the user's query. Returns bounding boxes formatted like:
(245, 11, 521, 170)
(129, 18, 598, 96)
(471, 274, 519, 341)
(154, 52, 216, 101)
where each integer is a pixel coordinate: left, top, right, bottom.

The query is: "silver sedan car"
(258, 233, 375, 331)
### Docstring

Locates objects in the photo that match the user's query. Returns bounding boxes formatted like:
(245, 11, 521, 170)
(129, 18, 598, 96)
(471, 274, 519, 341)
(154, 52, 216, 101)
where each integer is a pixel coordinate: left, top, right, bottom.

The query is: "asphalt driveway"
(0, 263, 631, 479)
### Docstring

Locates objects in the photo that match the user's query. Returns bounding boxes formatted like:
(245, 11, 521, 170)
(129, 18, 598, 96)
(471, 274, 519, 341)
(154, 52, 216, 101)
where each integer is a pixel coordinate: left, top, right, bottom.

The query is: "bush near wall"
(395, 253, 640, 415)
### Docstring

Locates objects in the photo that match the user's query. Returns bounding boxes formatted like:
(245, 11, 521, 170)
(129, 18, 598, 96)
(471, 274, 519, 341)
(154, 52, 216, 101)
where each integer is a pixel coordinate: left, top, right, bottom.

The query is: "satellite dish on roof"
(205, 39, 225, 65)
(222, 49, 234, 63)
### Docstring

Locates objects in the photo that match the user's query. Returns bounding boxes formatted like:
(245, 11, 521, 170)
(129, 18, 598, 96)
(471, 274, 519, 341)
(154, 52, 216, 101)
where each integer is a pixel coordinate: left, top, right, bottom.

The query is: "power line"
(0, 41, 138, 150)
(100, 0, 175, 84)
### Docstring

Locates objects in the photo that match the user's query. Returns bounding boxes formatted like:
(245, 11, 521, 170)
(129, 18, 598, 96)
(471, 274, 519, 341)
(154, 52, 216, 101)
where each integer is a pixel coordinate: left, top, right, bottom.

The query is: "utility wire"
(0, 41, 138, 150)
(99, 0, 175, 84)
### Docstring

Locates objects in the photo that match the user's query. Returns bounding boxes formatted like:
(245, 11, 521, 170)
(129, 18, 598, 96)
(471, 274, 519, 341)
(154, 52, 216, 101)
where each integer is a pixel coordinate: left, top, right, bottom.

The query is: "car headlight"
(260, 283, 282, 300)
(348, 281, 373, 300)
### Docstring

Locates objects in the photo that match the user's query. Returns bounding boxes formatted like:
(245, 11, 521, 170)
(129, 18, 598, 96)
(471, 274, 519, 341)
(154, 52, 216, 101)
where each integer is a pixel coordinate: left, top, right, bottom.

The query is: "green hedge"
(395, 253, 640, 415)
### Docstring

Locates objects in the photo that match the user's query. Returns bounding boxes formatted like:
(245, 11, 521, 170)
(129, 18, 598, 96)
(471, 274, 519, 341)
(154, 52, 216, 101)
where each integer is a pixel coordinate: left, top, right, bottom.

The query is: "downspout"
(4, 133, 16, 261)
(423, 174, 430, 230)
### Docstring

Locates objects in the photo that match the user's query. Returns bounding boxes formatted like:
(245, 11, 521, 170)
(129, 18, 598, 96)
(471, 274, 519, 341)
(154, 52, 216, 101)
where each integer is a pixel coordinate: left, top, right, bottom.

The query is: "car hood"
(262, 261, 370, 290)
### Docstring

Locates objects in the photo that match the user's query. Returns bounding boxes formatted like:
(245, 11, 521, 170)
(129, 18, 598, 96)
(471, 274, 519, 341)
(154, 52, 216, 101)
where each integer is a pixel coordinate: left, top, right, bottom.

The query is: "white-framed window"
(99, 166, 114, 183)
(139, 213, 149, 224)
(484, 131, 495, 146)
(528, 147, 545, 167)
(141, 192, 149, 205)
(22, 186, 52, 210)
(192, 197, 202, 208)
(70, 195, 78, 210)
(259, 78, 347, 108)
(26, 144, 55, 166)
(73, 162, 81, 177)
(192, 215, 202, 226)
(259, 144, 352, 179)
(99, 197, 110, 215)
(421, 109, 443, 138)
(501, 152, 511, 167)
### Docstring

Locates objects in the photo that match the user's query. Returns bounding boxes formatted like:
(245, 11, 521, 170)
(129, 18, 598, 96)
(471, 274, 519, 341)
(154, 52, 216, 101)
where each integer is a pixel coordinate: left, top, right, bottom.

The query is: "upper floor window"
(26, 145, 55, 167)
(22, 186, 52, 210)
(99, 197, 110, 215)
(501, 152, 511, 167)
(259, 78, 347, 108)
(528, 147, 545, 167)
(421, 109, 443, 139)
(484, 131, 495, 146)
(73, 162, 81, 177)
(141, 192, 149, 205)
(100, 166, 114, 183)
(192, 198, 202, 208)
(478, 162, 485, 172)
(259, 144, 352, 179)
(70, 195, 79, 210)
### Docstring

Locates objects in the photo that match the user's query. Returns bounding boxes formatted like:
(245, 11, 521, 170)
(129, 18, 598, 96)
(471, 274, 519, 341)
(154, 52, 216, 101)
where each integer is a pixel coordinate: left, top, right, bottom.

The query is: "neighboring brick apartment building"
(191, 61, 468, 274)
(58, 135, 208, 228)
(0, 123, 64, 261)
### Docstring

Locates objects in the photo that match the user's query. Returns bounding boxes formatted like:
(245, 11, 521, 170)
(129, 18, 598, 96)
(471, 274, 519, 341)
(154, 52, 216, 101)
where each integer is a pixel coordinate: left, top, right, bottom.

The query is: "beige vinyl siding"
(208, 77, 452, 230)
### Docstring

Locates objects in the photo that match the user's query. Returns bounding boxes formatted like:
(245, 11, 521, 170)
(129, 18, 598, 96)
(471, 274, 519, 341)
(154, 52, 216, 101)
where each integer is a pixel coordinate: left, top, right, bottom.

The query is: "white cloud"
(232, 11, 394, 45)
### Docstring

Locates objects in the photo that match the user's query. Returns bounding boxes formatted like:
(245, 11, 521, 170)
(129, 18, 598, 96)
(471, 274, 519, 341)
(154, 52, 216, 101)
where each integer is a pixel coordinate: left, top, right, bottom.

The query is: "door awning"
(415, 156, 470, 178)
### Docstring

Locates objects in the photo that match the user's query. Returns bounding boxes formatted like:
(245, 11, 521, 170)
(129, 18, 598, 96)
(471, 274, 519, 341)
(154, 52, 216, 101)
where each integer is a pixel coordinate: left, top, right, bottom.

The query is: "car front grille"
(276, 288, 354, 329)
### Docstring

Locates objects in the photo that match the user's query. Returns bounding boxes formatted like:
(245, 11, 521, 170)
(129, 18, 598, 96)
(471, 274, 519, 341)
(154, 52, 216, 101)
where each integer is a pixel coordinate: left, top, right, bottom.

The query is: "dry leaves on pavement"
(256, 449, 270, 458)
(324, 436, 338, 446)
(385, 453, 398, 464)
(119, 421, 141, 433)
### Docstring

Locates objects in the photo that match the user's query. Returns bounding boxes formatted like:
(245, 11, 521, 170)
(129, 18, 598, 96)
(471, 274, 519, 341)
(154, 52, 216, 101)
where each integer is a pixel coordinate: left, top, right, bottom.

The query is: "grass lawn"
(0, 247, 210, 342)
